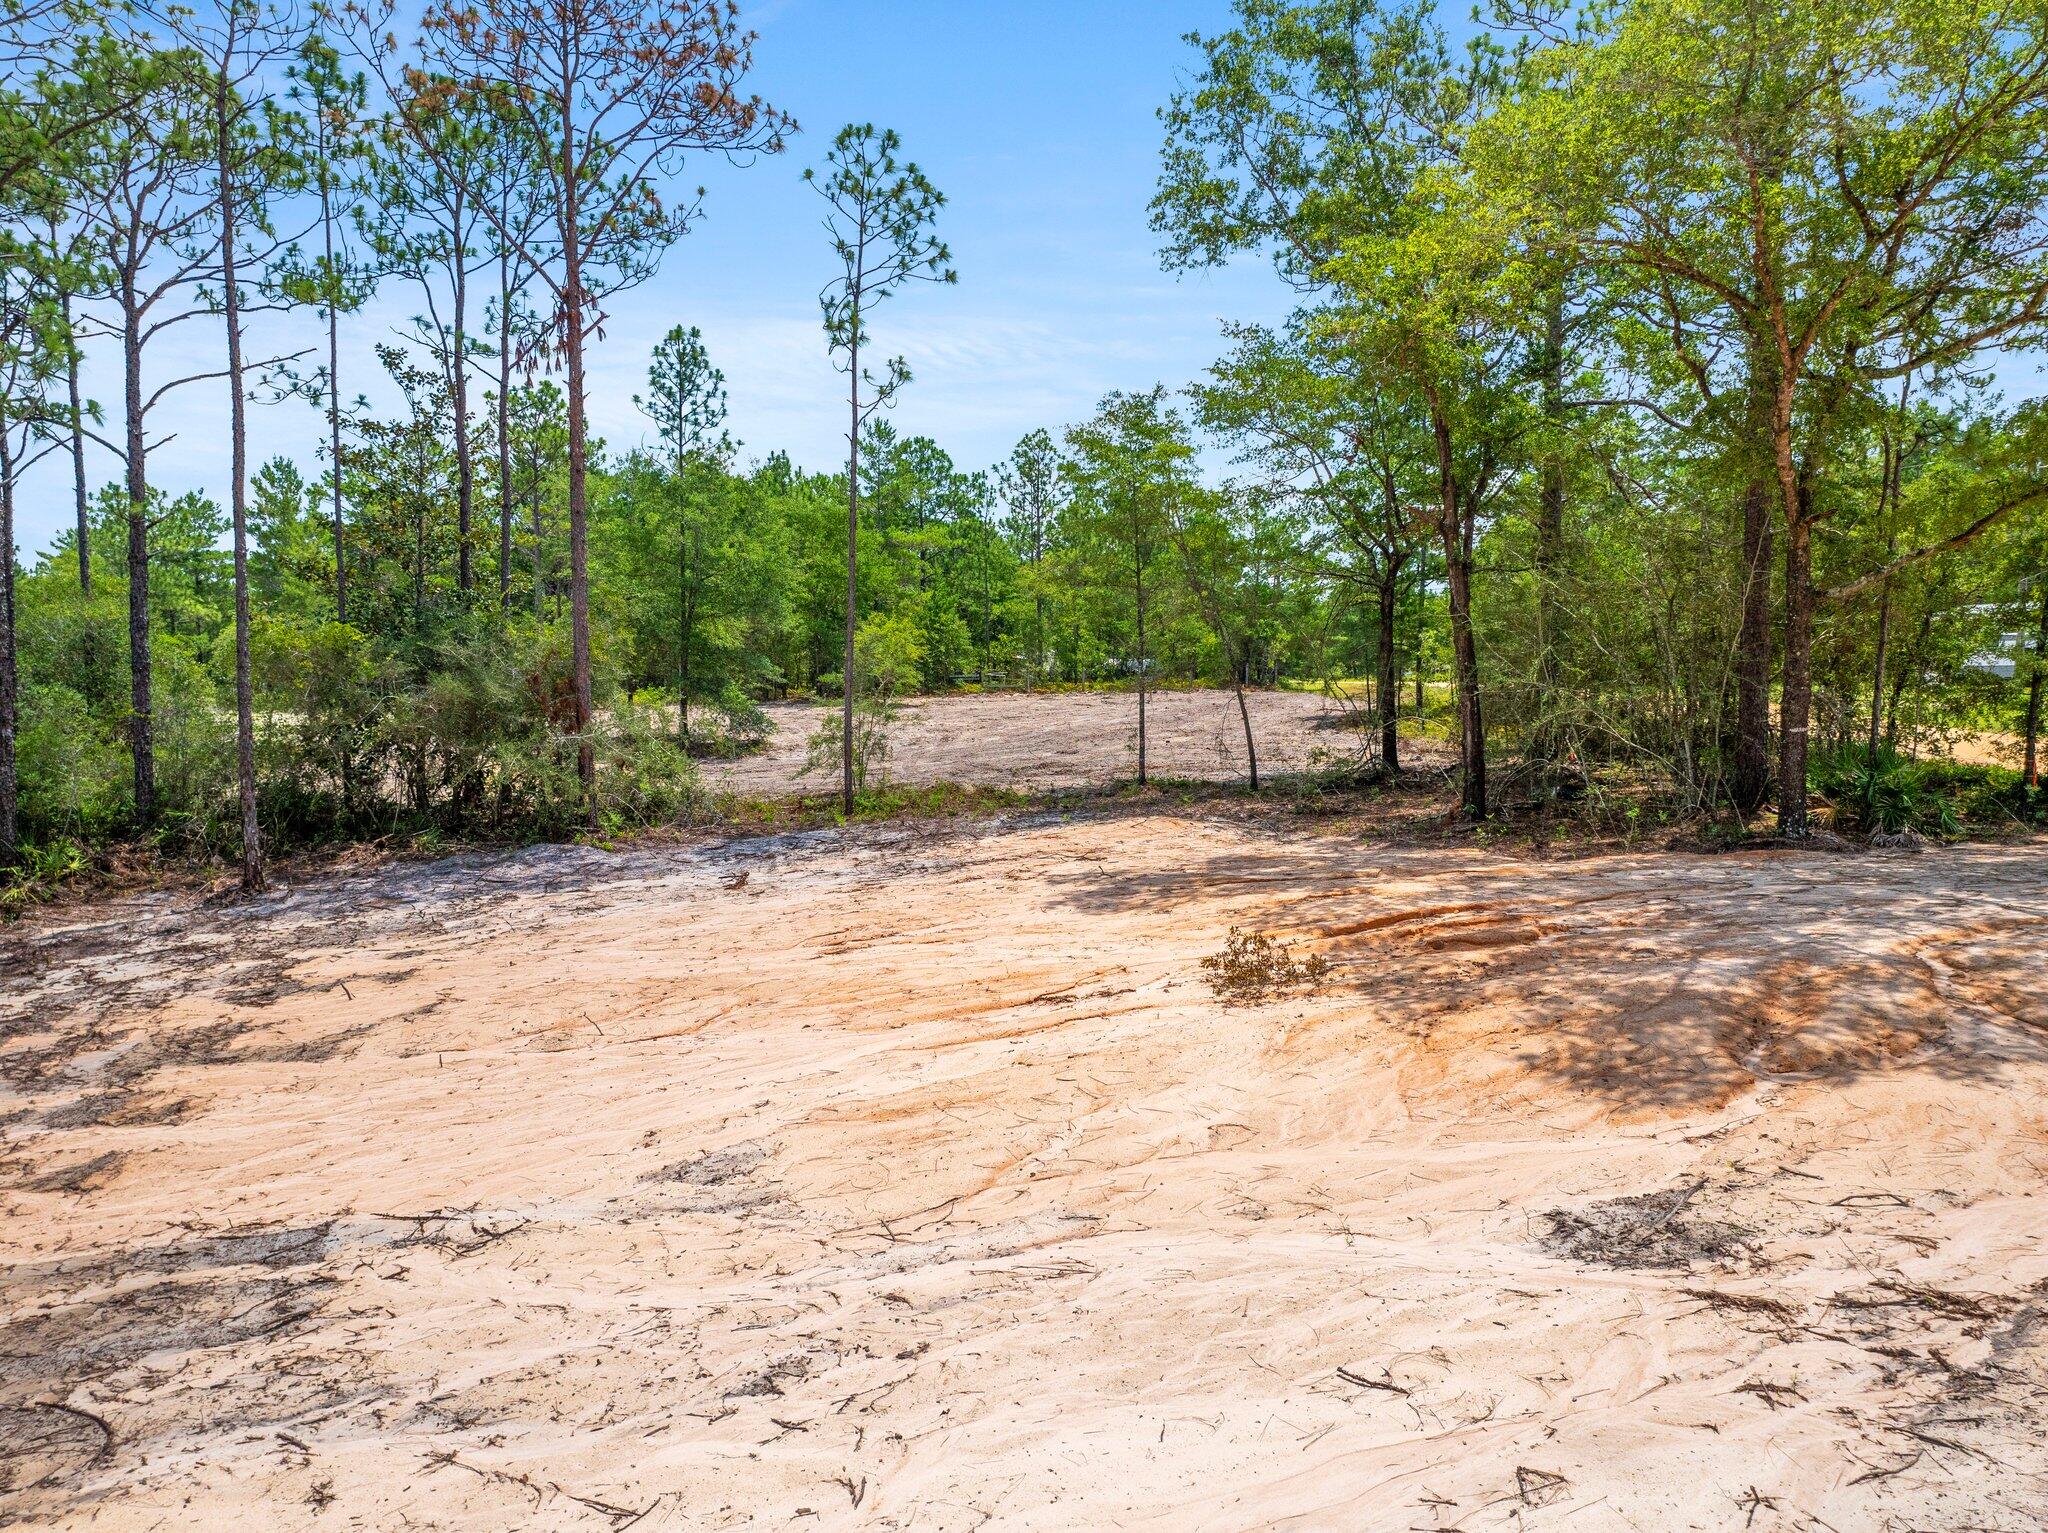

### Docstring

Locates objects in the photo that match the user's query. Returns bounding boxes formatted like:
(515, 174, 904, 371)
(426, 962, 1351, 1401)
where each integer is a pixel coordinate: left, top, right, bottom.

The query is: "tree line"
(4, 0, 2047, 896)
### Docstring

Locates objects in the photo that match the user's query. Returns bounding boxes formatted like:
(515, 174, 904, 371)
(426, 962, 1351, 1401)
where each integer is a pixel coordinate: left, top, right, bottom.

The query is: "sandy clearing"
(2, 810, 2046, 1531)
(706, 689, 1378, 794)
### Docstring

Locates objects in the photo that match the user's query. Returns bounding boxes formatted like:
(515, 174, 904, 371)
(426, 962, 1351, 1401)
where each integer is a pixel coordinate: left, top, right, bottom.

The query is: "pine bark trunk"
(452, 214, 474, 596)
(1533, 290, 1565, 761)
(1, 428, 20, 866)
(842, 321, 860, 815)
(122, 284, 154, 827)
(497, 250, 515, 609)
(2023, 578, 2047, 790)
(1134, 552, 1148, 785)
(218, 74, 263, 890)
(561, 135, 596, 829)
(64, 290, 90, 594)
(1377, 566, 1400, 772)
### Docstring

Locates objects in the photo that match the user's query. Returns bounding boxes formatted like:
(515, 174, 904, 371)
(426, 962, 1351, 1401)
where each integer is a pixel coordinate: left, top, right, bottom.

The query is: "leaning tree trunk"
(1232, 655, 1258, 790)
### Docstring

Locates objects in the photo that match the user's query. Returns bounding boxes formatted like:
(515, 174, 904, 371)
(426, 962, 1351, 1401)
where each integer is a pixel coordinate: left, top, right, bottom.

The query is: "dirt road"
(3, 809, 2045, 1529)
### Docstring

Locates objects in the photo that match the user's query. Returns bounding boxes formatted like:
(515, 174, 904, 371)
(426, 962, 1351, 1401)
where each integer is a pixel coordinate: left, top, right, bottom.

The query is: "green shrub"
(1809, 745, 1967, 838)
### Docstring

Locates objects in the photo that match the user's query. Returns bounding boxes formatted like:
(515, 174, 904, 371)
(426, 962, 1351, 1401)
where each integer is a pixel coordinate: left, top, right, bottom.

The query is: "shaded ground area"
(3, 808, 2046, 1529)
(709, 688, 1383, 794)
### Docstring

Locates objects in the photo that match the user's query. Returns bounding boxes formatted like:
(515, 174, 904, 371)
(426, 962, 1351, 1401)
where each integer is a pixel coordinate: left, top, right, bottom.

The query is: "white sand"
(3, 811, 2045, 1530)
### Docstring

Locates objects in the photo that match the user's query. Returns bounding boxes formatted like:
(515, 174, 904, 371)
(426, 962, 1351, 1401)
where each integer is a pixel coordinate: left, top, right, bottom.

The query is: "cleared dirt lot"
(708, 688, 1367, 794)
(3, 802, 2045, 1530)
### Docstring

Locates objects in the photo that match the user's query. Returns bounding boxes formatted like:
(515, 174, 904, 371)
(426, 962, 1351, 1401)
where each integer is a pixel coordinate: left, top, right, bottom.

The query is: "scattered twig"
(1336, 1366, 1411, 1396)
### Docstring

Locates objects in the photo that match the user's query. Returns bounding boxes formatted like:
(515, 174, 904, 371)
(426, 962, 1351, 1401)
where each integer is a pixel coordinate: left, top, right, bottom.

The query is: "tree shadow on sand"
(1040, 829, 2048, 1114)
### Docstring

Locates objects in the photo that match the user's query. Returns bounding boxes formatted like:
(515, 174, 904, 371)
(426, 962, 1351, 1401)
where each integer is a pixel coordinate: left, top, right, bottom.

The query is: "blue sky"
(20, 0, 1290, 558)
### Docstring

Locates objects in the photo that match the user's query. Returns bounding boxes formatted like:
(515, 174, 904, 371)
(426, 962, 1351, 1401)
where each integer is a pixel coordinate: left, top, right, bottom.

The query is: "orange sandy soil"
(707, 689, 1368, 793)
(3, 806, 2047, 1531)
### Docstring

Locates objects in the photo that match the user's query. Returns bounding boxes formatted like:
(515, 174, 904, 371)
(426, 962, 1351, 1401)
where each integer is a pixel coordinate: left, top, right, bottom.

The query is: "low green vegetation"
(4, 0, 2047, 905)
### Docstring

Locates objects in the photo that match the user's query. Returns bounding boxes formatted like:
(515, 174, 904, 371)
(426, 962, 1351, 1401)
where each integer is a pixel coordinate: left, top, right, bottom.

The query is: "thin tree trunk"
(1, 430, 19, 867)
(843, 323, 860, 815)
(1446, 543, 1485, 818)
(1425, 387, 1485, 818)
(678, 529, 693, 747)
(1533, 288, 1565, 761)
(497, 250, 514, 609)
(1033, 591, 1046, 690)
(562, 161, 596, 829)
(217, 66, 262, 889)
(63, 289, 90, 595)
(1134, 551, 1148, 785)
(452, 222, 474, 596)
(2024, 577, 2047, 790)
(1867, 576, 1893, 762)
(530, 471, 545, 619)
(122, 289, 154, 828)
(1233, 665, 1257, 790)
(321, 160, 347, 625)
(1377, 568, 1400, 771)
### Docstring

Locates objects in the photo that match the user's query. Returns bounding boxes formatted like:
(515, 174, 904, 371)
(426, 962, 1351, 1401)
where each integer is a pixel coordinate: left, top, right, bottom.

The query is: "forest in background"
(3, 0, 2048, 899)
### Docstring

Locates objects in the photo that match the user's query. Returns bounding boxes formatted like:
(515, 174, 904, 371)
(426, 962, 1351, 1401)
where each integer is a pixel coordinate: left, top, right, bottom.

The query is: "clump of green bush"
(1809, 744, 2043, 839)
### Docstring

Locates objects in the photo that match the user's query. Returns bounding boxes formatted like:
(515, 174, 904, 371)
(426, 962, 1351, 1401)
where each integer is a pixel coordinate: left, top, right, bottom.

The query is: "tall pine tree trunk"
(497, 251, 515, 609)
(1, 427, 19, 867)
(1533, 289, 1566, 762)
(1134, 552, 1148, 785)
(321, 165, 347, 625)
(842, 321, 860, 815)
(2024, 577, 2047, 790)
(452, 223, 474, 596)
(1425, 385, 1485, 818)
(562, 157, 596, 829)
(1377, 566, 1400, 772)
(122, 286, 154, 828)
(218, 75, 262, 890)
(63, 290, 90, 594)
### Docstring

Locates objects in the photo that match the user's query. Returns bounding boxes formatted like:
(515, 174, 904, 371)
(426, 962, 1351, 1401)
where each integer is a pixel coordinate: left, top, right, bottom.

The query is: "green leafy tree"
(366, 0, 789, 825)
(1063, 387, 1194, 785)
